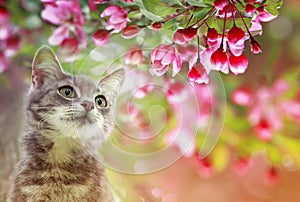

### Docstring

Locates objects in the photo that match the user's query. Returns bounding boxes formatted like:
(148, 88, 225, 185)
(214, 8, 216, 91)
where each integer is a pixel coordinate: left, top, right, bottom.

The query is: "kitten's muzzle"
(81, 100, 94, 112)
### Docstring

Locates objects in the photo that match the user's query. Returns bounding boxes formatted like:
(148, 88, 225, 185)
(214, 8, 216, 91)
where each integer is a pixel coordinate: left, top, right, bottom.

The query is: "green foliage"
(142, 0, 178, 18)
(134, 0, 164, 21)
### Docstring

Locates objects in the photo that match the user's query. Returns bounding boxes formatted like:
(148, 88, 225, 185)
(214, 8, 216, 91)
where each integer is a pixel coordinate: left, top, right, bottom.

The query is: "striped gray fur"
(8, 46, 124, 202)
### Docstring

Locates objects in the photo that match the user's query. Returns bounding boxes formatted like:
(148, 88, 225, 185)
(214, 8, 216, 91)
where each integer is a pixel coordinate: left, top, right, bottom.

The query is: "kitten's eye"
(95, 95, 107, 107)
(58, 86, 75, 98)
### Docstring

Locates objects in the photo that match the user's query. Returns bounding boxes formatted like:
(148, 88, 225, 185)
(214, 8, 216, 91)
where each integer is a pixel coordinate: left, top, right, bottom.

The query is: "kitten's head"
(28, 46, 124, 144)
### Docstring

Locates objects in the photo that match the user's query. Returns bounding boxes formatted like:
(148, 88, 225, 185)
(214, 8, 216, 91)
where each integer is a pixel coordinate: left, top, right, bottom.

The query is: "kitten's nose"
(81, 100, 94, 112)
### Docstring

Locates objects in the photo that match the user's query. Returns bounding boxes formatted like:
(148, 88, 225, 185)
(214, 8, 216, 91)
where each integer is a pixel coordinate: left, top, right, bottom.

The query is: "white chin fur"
(48, 107, 106, 146)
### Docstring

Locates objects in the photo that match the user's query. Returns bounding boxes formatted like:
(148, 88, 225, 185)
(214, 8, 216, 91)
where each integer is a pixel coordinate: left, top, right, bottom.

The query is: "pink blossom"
(245, 4, 256, 16)
(57, 38, 79, 62)
(173, 27, 197, 45)
(229, 53, 248, 75)
(200, 48, 215, 72)
(217, 4, 236, 18)
(173, 29, 186, 45)
(206, 28, 221, 49)
(188, 54, 209, 85)
(152, 22, 162, 31)
(124, 47, 144, 66)
(87, 0, 98, 11)
(94, 0, 107, 4)
(249, 19, 263, 35)
(92, 30, 109, 46)
(210, 48, 229, 74)
(214, 0, 228, 10)
(250, 38, 262, 54)
(248, 5, 277, 36)
(188, 63, 209, 86)
(256, 6, 277, 22)
(48, 25, 69, 46)
(41, 1, 86, 48)
(227, 27, 246, 56)
(121, 25, 140, 39)
(176, 45, 197, 61)
(150, 44, 182, 77)
(101, 5, 128, 33)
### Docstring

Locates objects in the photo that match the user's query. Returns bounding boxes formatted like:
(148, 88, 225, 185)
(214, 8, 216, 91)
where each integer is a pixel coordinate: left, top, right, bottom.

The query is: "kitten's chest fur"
(9, 131, 115, 202)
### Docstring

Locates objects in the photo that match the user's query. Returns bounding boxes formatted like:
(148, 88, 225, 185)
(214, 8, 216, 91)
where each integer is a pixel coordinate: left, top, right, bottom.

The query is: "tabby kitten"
(8, 46, 124, 202)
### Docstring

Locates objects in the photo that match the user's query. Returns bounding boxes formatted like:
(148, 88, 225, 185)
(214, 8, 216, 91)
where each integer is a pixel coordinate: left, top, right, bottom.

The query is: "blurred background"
(1, 0, 300, 201)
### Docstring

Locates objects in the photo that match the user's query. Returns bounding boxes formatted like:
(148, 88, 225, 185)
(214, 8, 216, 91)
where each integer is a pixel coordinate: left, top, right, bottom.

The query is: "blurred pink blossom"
(0, 6, 21, 72)
(264, 167, 279, 186)
(234, 157, 250, 175)
(231, 86, 253, 106)
(57, 38, 79, 62)
(92, 30, 110, 46)
(0, 52, 8, 72)
(124, 47, 144, 66)
(194, 156, 213, 178)
(233, 80, 291, 141)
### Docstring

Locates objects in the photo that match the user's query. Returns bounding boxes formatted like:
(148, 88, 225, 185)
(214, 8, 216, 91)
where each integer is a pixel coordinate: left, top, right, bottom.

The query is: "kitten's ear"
(98, 69, 125, 102)
(32, 45, 64, 88)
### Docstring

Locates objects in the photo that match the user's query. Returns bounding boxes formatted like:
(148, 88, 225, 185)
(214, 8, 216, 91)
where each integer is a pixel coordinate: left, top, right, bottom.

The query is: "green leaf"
(161, 0, 183, 6)
(187, 0, 208, 7)
(134, 0, 163, 22)
(265, 4, 279, 16)
(142, 0, 177, 18)
(190, 7, 211, 20)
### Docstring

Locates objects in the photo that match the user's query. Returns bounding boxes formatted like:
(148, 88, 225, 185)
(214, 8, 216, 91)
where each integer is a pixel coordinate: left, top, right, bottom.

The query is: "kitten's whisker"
(114, 132, 130, 147)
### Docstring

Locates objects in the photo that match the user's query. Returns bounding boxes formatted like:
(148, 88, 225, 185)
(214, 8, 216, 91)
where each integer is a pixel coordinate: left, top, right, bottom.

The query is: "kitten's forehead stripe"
(73, 76, 97, 98)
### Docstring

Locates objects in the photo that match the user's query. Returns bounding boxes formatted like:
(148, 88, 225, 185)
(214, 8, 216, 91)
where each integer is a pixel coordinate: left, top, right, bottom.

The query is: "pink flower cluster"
(231, 80, 300, 141)
(0, 5, 21, 72)
(147, 0, 277, 86)
(93, 5, 129, 47)
(41, 0, 86, 53)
